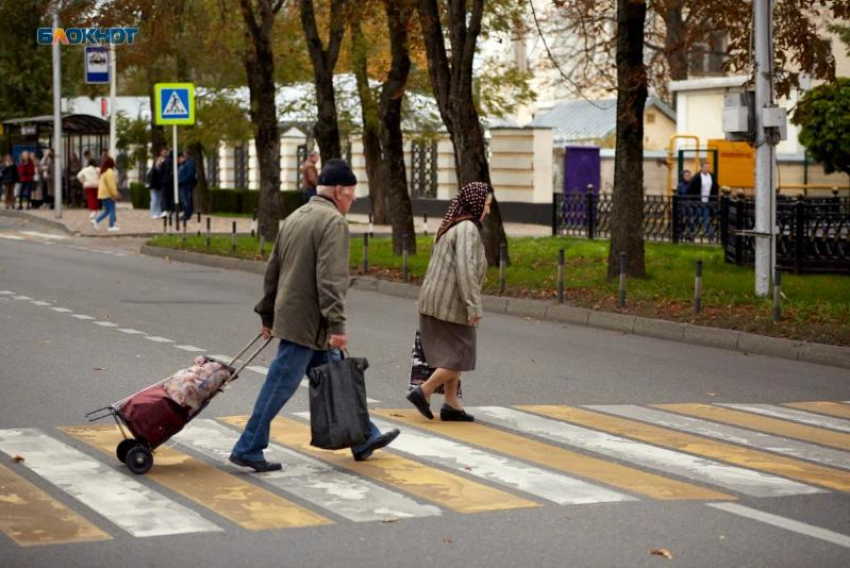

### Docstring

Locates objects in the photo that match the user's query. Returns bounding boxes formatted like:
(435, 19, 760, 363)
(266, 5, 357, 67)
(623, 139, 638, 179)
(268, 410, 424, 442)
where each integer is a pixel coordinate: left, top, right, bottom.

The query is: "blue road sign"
(154, 83, 195, 125)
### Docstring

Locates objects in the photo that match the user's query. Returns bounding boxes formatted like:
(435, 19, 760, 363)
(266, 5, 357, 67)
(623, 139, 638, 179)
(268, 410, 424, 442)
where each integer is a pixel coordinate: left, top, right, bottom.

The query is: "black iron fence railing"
(552, 192, 850, 274)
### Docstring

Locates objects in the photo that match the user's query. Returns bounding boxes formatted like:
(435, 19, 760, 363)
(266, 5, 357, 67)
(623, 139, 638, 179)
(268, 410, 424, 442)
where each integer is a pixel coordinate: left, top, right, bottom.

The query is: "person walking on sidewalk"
(177, 151, 197, 222)
(147, 155, 165, 219)
(91, 157, 120, 232)
(406, 182, 492, 422)
(77, 159, 101, 218)
(40, 149, 55, 209)
(1, 154, 19, 209)
(300, 151, 319, 203)
(17, 152, 35, 210)
(230, 159, 399, 472)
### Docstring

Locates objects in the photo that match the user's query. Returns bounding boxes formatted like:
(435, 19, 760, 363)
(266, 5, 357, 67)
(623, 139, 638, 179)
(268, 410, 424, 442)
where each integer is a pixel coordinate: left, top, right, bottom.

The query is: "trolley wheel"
(116, 439, 138, 463)
(125, 446, 153, 475)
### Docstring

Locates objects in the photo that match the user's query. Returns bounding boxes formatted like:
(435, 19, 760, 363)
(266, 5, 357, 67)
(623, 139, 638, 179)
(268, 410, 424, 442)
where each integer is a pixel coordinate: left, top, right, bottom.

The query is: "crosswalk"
(2, 400, 850, 548)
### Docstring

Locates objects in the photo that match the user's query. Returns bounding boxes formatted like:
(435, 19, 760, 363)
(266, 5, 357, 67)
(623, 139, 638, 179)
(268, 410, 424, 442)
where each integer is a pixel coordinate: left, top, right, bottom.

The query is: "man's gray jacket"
(255, 197, 349, 350)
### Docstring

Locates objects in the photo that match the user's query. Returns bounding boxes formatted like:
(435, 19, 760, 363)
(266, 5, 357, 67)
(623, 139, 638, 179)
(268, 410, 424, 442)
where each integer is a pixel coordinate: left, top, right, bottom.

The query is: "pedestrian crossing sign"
(154, 83, 195, 125)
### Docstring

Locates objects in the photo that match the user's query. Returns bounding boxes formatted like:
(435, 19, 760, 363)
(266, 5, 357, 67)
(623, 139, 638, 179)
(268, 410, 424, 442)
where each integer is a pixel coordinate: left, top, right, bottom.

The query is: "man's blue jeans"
(179, 186, 193, 221)
(232, 338, 381, 461)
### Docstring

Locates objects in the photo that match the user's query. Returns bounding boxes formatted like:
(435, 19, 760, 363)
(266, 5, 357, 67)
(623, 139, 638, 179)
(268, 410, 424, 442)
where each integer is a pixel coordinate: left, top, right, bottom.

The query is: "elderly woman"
(406, 181, 492, 422)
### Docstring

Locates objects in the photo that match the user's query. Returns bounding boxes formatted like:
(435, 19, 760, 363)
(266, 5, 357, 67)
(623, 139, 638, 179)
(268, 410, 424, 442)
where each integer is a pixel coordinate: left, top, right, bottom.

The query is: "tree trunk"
(381, 0, 416, 255)
(240, 0, 283, 243)
(607, 0, 648, 279)
(664, 0, 688, 82)
(350, 18, 387, 224)
(301, 0, 346, 160)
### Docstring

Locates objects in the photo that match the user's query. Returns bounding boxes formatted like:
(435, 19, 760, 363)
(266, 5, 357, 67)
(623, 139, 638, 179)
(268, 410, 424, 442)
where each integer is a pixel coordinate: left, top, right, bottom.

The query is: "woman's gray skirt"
(418, 313, 477, 372)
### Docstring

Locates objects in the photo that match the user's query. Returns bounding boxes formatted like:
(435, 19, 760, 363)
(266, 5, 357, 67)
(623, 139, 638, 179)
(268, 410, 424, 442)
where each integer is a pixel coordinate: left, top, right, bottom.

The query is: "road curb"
(0, 210, 75, 235)
(139, 246, 850, 371)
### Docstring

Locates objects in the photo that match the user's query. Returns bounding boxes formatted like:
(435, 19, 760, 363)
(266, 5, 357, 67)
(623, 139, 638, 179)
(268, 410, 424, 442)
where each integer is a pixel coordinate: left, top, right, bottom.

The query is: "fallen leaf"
(382, 517, 399, 523)
(390, 413, 405, 418)
(442, 537, 453, 544)
(650, 548, 673, 560)
(12, 455, 24, 463)
(93, 367, 108, 371)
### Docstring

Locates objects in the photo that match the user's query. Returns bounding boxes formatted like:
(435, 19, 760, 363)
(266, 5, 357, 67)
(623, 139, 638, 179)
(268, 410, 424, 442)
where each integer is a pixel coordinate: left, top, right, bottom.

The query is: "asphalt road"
(1, 217, 849, 567)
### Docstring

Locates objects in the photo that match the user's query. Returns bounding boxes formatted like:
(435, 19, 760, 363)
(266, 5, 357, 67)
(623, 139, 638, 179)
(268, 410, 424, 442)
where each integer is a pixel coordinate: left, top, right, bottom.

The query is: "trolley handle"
(227, 333, 273, 381)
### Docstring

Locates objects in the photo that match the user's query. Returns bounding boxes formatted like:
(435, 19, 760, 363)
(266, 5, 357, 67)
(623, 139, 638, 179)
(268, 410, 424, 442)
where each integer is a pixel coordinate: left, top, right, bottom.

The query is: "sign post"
(154, 83, 195, 222)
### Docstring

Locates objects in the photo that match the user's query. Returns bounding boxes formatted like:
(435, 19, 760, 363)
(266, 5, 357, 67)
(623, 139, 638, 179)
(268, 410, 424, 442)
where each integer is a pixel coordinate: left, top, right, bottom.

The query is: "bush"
(207, 188, 303, 217)
(130, 182, 149, 209)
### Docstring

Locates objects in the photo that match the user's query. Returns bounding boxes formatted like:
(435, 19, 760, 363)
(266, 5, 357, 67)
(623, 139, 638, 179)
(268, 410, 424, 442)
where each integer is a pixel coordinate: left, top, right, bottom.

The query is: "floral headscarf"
(436, 182, 491, 242)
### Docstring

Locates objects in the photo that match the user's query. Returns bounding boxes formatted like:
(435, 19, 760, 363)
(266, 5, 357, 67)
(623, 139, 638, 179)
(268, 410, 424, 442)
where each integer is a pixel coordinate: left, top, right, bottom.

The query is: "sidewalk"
(22, 207, 553, 238)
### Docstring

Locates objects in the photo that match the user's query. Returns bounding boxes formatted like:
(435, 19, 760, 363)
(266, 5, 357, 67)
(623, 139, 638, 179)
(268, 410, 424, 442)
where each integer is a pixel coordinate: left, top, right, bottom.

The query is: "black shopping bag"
(408, 331, 461, 397)
(308, 356, 371, 450)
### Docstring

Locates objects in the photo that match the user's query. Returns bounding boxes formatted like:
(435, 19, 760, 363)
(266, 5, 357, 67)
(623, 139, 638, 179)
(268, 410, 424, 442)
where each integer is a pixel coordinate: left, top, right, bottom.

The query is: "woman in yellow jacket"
(91, 157, 120, 232)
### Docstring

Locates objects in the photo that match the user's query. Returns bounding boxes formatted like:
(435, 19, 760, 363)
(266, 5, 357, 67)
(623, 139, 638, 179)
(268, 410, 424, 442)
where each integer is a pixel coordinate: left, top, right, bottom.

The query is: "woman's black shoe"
(406, 386, 434, 420)
(440, 404, 474, 422)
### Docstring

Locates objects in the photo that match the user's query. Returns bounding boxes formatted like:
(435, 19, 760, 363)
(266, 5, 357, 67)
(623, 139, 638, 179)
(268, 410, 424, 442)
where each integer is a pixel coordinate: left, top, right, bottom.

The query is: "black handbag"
(308, 354, 371, 450)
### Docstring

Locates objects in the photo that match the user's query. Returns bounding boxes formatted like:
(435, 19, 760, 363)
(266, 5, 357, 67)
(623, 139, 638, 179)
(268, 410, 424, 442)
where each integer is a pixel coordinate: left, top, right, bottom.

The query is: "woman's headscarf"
(436, 181, 491, 242)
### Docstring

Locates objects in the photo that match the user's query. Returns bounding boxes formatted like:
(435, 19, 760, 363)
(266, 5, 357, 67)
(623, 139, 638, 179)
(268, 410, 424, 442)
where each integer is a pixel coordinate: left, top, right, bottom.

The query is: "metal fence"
(553, 192, 850, 274)
(723, 195, 850, 274)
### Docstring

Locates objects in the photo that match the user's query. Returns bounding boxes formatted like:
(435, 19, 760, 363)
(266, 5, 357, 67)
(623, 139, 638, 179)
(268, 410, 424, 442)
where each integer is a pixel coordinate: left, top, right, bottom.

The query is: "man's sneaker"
(107, 226, 121, 232)
(89, 211, 96, 219)
(90, 219, 98, 231)
(353, 428, 400, 462)
(228, 453, 282, 472)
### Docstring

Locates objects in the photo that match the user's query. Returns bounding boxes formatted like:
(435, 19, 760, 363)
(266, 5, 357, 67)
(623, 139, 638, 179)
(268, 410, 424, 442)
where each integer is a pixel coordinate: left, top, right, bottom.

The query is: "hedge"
(130, 184, 304, 217)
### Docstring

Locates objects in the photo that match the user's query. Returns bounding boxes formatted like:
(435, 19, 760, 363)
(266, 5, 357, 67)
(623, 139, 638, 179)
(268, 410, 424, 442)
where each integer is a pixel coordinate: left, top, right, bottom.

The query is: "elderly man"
(230, 159, 399, 472)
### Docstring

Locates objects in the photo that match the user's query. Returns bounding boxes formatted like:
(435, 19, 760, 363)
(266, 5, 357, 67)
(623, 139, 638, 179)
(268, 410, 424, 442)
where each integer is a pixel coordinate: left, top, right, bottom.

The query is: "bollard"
(618, 252, 627, 308)
(368, 213, 374, 237)
(773, 269, 782, 323)
(182, 220, 187, 243)
(402, 234, 409, 283)
(423, 213, 429, 236)
(231, 221, 237, 252)
(694, 260, 703, 315)
(251, 210, 257, 238)
(557, 248, 565, 303)
(167, 212, 173, 229)
(205, 217, 211, 248)
(175, 212, 180, 232)
(163, 216, 167, 234)
(499, 243, 507, 295)
(197, 210, 201, 224)
(260, 233, 266, 257)
(362, 233, 369, 273)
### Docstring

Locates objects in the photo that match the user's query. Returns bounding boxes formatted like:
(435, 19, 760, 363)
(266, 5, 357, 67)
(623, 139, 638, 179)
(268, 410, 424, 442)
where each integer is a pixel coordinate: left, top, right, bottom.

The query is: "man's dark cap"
(318, 159, 357, 186)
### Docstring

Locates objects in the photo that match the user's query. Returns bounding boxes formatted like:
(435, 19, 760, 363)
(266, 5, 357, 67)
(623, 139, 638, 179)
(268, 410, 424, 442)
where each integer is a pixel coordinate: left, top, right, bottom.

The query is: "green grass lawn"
(147, 233, 850, 346)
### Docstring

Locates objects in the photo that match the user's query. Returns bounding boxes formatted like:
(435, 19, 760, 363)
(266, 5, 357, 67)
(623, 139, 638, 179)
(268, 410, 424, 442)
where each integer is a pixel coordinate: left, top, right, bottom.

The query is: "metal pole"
(109, 43, 117, 158)
(499, 243, 507, 294)
(205, 217, 211, 248)
(362, 233, 369, 273)
(423, 212, 429, 235)
(753, 0, 775, 296)
(182, 219, 186, 243)
(172, 124, 179, 226)
(694, 260, 703, 314)
(163, 215, 167, 234)
(368, 213, 374, 237)
(402, 234, 409, 283)
(231, 221, 237, 252)
(618, 252, 627, 308)
(773, 269, 782, 322)
(52, 10, 63, 218)
(251, 209, 257, 238)
(557, 248, 565, 303)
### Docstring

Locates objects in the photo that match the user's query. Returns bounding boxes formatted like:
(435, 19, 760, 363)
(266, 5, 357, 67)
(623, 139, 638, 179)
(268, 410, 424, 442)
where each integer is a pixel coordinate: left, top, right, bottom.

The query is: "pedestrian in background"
(68, 152, 82, 207)
(30, 151, 43, 208)
(406, 181, 492, 422)
(1, 154, 18, 209)
(40, 148, 54, 209)
(77, 159, 101, 218)
(230, 159, 399, 472)
(161, 149, 175, 216)
(17, 151, 35, 210)
(177, 151, 197, 222)
(147, 155, 165, 219)
(686, 161, 719, 240)
(91, 157, 120, 232)
(300, 151, 319, 203)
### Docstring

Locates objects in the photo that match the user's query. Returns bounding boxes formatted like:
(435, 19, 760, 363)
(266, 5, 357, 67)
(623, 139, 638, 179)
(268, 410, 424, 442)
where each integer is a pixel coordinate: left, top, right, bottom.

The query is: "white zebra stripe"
(50, 307, 72, 313)
(71, 314, 95, 320)
(174, 345, 206, 353)
(311, 414, 633, 506)
(720, 404, 850, 433)
(93, 321, 118, 328)
(708, 503, 850, 549)
(588, 405, 850, 471)
(0, 428, 221, 538)
(144, 336, 174, 343)
(472, 407, 821, 498)
(13, 296, 32, 300)
(31, 300, 52, 306)
(118, 329, 147, 335)
(247, 365, 269, 375)
(0, 290, 14, 294)
(176, 420, 441, 522)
